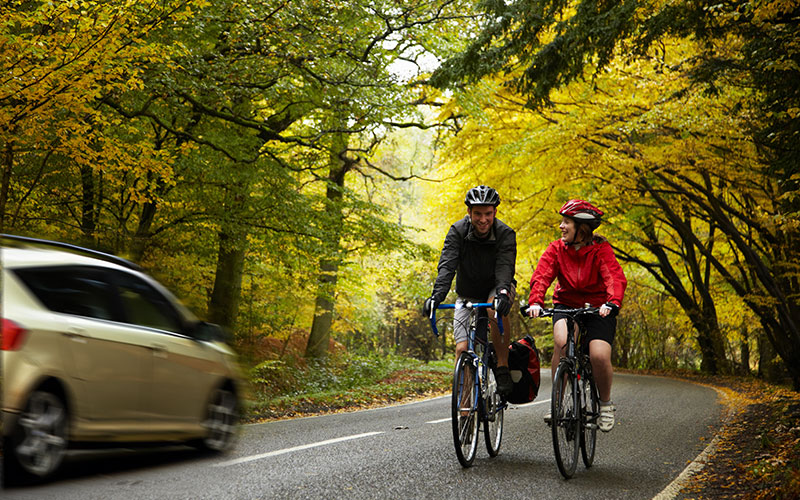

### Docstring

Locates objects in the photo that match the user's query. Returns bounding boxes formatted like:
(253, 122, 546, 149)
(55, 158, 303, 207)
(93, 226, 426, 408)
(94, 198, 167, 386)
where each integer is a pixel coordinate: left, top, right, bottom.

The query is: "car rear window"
(13, 266, 117, 321)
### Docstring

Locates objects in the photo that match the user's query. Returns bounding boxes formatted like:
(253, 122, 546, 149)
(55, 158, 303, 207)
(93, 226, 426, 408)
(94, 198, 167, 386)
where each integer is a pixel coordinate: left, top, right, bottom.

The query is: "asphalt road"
(3, 372, 721, 499)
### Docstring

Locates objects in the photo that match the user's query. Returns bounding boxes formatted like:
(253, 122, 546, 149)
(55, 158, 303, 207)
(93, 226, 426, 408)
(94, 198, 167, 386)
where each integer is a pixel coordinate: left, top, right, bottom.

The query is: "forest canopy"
(2, 0, 798, 388)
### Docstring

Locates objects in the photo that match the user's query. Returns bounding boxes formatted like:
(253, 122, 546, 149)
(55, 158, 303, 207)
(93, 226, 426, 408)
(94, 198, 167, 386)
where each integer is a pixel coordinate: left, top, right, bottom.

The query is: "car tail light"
(1, 318, 28, 350)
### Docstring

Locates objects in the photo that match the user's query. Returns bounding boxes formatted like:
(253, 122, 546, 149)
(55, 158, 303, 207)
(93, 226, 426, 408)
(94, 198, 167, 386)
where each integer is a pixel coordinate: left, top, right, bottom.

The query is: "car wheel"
(202, 387, 238, 452)
(9, 390, 69, 479)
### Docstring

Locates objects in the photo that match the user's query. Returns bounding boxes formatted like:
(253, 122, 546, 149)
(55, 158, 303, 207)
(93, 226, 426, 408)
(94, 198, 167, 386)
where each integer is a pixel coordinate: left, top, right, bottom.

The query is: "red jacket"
(528, 237, 627, 308)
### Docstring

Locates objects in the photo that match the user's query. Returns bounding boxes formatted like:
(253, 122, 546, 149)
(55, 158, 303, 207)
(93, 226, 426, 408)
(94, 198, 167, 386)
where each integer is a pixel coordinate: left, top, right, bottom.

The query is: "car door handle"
(150, 343, 168, 358)
(64, 326, 89, 343)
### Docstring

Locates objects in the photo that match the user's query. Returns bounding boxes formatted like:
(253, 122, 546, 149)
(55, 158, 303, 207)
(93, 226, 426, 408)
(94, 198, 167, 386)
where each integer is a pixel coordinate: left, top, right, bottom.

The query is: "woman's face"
(560, 217, 576, 243)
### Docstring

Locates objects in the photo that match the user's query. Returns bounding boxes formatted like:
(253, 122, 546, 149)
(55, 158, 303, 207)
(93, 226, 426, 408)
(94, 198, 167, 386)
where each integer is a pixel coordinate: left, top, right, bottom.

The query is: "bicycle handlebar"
(429, 302, 503, 338)
(518, 304, 601, 317)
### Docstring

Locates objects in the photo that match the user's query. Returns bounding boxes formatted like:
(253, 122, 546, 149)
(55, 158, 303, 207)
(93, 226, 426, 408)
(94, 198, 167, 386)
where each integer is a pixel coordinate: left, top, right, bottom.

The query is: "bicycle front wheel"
(452, 352, 479, 467)
(552, 361, 580, 479)
(580, 371, 599, 468)
(483, 367, 504, 457)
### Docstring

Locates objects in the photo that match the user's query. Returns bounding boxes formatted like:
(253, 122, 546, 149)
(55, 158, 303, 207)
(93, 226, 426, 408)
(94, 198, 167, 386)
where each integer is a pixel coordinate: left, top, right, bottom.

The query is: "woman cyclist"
(527, 199, 627, 432)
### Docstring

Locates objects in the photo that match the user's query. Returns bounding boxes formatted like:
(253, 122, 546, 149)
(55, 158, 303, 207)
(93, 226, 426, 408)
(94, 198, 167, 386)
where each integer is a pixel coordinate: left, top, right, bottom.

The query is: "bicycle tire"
(552, 361, 580, 479)
(483, 367, 504, 457)
(452, 352, 479, 467)
(580, 370, 599, 468)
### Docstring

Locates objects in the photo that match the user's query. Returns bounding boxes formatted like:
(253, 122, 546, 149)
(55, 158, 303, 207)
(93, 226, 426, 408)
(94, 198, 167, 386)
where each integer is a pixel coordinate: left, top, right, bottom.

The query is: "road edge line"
(651, 433, 720, 500)
(651, 383, 732, 499)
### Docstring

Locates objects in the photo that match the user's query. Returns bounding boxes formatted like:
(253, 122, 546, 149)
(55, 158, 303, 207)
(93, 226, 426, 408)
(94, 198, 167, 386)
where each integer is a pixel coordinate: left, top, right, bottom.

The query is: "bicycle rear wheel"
(552, 361, 580, 479)
(580, 371, 599, 468)
(452, 352, 479, 467)
(483, 367, 504, 457)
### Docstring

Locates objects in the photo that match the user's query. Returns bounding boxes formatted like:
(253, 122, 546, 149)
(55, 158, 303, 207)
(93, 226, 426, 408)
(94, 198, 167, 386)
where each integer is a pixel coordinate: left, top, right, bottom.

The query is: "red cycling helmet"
(559, 199, 604, 230)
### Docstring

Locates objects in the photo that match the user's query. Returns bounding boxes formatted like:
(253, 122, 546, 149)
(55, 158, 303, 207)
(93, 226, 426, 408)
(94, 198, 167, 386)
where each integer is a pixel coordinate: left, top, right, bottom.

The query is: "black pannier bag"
(506, 335, 541, 404)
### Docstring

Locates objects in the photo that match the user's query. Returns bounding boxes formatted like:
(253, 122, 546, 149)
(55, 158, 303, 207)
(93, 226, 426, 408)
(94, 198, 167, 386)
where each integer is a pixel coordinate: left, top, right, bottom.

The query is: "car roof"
(2, 246, 199, 322)
(1, 246, 131, 271)
(1, 234, 142, 270)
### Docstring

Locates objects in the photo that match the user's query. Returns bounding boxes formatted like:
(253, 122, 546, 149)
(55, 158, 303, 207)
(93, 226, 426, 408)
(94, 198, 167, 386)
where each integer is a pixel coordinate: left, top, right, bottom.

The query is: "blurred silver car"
(2, 235, 242, 480)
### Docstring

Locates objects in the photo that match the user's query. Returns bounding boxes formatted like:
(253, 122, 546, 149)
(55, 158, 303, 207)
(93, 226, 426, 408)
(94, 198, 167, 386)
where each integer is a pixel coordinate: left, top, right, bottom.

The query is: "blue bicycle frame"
(430, 301, 505, 388)
(428, 302, 504, 339)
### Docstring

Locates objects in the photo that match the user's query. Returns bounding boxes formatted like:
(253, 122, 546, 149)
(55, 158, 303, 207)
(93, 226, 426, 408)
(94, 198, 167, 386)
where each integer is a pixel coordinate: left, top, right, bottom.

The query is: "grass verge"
(243, 355, 452, 422)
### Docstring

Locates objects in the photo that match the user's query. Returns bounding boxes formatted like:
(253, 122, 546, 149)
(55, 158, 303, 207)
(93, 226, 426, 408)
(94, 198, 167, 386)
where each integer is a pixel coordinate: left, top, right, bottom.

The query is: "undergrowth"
(243, 353, 452, 422)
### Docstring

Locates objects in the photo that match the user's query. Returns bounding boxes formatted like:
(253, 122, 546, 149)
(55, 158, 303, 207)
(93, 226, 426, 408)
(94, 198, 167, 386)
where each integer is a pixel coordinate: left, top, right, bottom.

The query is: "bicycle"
(429, 302, 507, 467)
(523, 304, 601, 479)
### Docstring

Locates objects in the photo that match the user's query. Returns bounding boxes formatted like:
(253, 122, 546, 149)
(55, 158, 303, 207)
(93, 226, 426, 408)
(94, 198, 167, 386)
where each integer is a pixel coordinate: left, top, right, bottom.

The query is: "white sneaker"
(544, 410, 552, 425)
(599, 403, 616, 432)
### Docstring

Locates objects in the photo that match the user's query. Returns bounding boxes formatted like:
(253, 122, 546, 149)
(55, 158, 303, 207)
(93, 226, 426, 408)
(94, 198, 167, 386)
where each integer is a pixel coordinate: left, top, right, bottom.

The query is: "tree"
(0, 0, 202, 237)
(431, 0, 800, 387)
(113, 0, 472, 350)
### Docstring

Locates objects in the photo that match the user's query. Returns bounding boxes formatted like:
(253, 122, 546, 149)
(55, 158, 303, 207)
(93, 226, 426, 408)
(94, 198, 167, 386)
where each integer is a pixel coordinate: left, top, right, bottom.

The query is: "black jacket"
(432, 216, 516, 302)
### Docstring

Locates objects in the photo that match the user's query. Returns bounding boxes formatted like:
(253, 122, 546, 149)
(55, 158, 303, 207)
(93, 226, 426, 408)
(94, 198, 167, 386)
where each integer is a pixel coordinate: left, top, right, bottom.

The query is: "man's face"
(468, 205, 496, 237)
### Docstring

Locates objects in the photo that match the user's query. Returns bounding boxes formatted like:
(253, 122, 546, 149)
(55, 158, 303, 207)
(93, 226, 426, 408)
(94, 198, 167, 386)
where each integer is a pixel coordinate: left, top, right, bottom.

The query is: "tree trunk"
(614, 318, 630, 369)
(771, 265, 800, 389)
(306, 259, 339, 358)
(631, 221, 727, 374)
(441, 326, 447, 359)
(131, 200, 157, 261)
(208, 231, 246, 332)
(1, 139, 13, 233)
(79, 164, 96, 239)
(758, 328, 787, 383)
(694, 318, 722, 374)
(305, 125, 349, 359)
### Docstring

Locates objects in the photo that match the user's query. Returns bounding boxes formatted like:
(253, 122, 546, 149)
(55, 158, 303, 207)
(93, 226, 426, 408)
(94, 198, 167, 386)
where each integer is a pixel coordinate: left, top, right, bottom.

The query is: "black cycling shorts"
(552, 303, 616, 347)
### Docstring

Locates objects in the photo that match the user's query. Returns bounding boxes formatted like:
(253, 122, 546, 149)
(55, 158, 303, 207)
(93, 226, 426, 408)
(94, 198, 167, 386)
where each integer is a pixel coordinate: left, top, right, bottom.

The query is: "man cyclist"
(527, 199, 627, 432)
(423, 185, 516, 396)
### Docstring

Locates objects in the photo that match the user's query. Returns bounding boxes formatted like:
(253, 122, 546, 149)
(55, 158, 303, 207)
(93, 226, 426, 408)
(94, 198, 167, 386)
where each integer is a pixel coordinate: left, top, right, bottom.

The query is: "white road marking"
(515, 398, 551, 408)
(425, 399, 551, 424)
(426, 417, 451, 424)
(213, 431, 384, 467)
